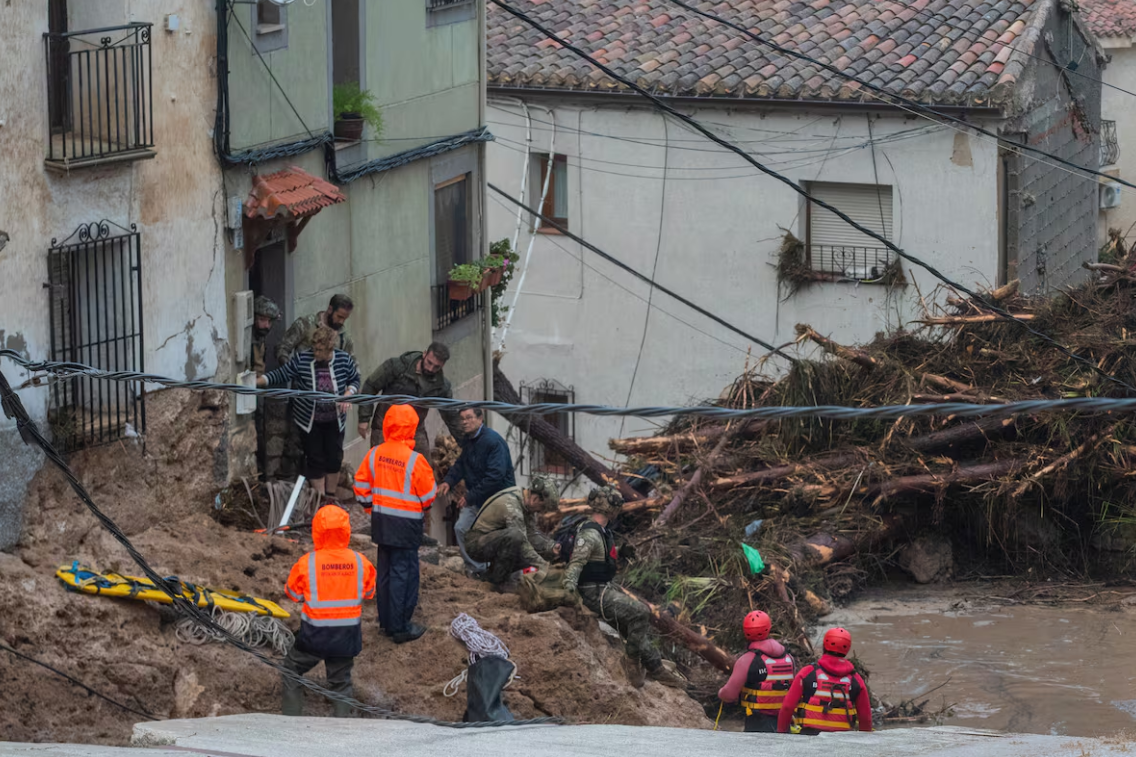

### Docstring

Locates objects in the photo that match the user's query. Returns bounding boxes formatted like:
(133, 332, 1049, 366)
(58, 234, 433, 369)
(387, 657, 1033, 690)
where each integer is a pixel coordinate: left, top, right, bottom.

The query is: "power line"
(0, 366, 562, 729)
(12, 351, 1136, 421)
(489, 0, 1136, 395)
(0, 642, 160, 722)
(663, 0, 1133, 194)
(485, 193, 755, 357)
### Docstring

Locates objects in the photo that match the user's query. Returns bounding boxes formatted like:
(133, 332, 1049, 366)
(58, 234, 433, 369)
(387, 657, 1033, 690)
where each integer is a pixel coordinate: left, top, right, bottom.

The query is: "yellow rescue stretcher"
(56, 562, 290, 619)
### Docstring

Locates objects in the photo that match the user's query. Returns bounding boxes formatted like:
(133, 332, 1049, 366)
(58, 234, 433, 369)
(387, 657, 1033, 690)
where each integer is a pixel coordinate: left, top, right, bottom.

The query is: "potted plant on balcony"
(447, 263, 484, 301)
(332, 82, 384, 142)
(482, 253, 506, 287)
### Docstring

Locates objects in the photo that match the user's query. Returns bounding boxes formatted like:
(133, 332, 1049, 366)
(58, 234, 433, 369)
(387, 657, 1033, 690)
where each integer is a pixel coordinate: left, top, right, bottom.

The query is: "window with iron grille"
(805, 181, 897, 283)
(46, 221, 146, 452)
(519, 380, 575, 477)
(1102, 120, 1120, 167)
(427, 0, 474, 10)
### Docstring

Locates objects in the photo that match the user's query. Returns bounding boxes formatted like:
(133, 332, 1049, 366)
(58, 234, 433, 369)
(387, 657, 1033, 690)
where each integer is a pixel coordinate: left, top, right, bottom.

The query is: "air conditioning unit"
(233, 290, 254, 363)
(1101, 180, 1122, 210)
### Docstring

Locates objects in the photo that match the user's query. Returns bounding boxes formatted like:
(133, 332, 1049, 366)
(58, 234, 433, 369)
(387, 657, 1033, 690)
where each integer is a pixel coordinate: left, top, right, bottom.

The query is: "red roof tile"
(487, 0, 1051, 106)
(1082, 0, 1136, 37)
(245, 167, 346, 221)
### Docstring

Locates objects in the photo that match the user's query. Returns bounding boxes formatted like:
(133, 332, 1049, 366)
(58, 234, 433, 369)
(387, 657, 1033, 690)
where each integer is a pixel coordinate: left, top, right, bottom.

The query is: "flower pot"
(484, 266, 504, 287)
(475, 275, 490, 294)
(448, 280, 475, 301)
(334, 115, 365, 141)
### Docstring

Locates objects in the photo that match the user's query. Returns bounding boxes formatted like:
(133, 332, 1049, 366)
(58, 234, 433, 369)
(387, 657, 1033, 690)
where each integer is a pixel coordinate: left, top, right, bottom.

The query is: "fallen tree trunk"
(615, 585, 734, 673)
(796, 325, 878, 370)
(867, 459, 1023, 499)
(609, 419, 766, 456)
(947, 279, 1020, 308)
(901, 417, 1016, 454)
(541, 495, 666, 528)
(921, 372, 979, 395)
(653, 419, 754, 528)
(494, 361, 643, 503)
(788, 515, 905, 567)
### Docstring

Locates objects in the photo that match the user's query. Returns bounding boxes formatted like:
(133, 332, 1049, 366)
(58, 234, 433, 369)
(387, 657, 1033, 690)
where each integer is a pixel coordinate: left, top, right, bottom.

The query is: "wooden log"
(947, 280, 1019, 309)
(1011, 430, 1109, 498)
(1084, 262, 1128, 274)
(654, 419, 753, 528)
(868, 459, 1022, 499)
(788, 515, 904, 568)
(494, 361, 643, 502)
(911, 393, 1008, 404)
(921, 372, 978, 395)
(920, 314, 1036, 325)
(765, 563, 814, 655)
(540, 495, 666, 528)
(614, 585, 734, 673)
(795, 324, 878, 370)
(901, 417, 1016, 453)
(609, 419, 766, 455)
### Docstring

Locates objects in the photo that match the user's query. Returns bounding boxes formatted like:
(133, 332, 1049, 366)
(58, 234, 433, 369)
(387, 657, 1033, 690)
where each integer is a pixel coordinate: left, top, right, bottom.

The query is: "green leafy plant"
(489, 238, 521, 327)
(448, 263, 483, 287)
(483, 253, 505, 269)
(332, 82, 384, 135)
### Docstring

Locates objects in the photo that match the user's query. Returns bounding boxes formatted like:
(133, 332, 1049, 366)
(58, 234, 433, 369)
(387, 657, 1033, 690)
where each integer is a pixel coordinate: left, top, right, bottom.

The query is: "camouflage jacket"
(251, 339, 267, 375)
(563, 525, 608, 591)
(359, 351, 461, 438)
(467, 487, 556, 560)
(275, 312, 355, 365)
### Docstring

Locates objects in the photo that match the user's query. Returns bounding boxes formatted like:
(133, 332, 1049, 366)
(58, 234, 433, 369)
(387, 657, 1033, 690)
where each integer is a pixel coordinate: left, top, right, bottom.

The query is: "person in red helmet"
(718, 610, 797, 732)
(778, 627, 872, 733)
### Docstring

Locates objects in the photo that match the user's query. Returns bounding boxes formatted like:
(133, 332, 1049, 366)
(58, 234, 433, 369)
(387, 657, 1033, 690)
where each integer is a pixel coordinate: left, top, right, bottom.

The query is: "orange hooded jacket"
(354, 404, 437, 549)
(285, 505, 376, 658)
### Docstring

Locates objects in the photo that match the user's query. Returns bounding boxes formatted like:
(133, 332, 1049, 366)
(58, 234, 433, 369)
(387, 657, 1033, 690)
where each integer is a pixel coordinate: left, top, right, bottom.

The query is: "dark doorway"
(248, 242, 290, 372)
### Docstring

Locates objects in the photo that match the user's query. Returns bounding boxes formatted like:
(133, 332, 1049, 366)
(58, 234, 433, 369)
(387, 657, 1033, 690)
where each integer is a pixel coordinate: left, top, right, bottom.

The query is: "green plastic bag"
(742, 543, 765, 575)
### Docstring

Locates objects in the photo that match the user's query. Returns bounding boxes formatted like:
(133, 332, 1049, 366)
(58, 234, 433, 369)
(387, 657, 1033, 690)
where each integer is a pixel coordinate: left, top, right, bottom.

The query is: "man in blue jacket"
(437, 408, 515, 576)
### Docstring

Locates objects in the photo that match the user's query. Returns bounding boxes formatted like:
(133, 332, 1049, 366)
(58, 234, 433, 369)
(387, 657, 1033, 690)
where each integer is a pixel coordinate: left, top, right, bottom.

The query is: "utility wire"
(663, 0, 1130, 193)
(11, 351, 1136, 422)
(0, 642, 160, 722)
(0, 368, 561, 729)
(489, 0, 1136, 395)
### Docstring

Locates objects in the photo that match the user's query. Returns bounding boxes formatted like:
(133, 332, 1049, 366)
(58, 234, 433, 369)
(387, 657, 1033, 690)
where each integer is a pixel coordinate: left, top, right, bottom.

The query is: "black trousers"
(376, 546, 420, 634)
(744, 713, 778, 732)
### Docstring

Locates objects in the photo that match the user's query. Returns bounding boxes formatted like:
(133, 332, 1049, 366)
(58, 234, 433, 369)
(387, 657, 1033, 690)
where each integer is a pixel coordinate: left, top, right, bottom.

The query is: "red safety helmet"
(823, 627, 853, 656)
(743, 610, 772, 641)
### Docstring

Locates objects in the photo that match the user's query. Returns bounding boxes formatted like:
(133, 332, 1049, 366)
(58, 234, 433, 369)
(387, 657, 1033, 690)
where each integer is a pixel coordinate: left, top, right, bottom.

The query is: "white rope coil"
(449, 613, 509, 664)
(171, 605, 294, 655)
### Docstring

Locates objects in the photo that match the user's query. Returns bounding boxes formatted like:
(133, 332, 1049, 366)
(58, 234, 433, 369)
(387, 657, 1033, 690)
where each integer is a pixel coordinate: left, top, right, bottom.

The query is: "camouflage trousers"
(465, 528, 546, 585)
(579, 583, 661, 671)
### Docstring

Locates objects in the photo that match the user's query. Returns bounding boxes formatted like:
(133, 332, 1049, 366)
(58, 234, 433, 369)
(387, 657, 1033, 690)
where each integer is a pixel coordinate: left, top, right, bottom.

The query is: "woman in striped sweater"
(258, 325, 361, 498)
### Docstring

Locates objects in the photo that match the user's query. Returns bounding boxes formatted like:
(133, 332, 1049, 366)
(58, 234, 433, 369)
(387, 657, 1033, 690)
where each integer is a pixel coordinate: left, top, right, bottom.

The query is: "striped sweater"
(264, 349, 361, 432)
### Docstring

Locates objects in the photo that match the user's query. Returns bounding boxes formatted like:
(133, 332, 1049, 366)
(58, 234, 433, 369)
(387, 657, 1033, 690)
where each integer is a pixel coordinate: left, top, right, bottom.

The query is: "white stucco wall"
(0, 1, 226, 548)
(485, 99, 1001, 487)
(1100, 38, 1136, 242)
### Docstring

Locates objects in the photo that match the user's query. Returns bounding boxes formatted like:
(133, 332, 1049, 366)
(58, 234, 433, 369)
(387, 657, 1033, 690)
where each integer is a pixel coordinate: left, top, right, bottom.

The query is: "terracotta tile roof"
(487, 0, 1050, 106)
(245, 166, 347, 220)
(1081, 0, 1136, 38)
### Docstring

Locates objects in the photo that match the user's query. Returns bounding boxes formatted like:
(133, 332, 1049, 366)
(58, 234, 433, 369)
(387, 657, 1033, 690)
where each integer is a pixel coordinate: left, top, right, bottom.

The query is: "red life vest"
(795, 666, 861, 731)
(740, 649, 796, 716)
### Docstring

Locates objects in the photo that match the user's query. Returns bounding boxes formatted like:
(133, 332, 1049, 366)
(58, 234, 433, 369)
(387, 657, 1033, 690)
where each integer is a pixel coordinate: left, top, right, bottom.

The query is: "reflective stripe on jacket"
(795, 668, 859, 731)
(285, 504, 377, 658)
(741, 649, 796, 716)
(354, 404, 437, 548)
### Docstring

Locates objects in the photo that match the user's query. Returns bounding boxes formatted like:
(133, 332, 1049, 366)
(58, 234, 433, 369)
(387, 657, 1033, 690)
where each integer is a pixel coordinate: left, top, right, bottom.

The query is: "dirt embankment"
(0, 389, 709, 745)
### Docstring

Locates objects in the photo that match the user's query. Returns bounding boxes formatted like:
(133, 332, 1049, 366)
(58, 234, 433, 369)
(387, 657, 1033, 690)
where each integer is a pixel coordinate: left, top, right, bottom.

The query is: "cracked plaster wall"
(0, 1, 227, 550)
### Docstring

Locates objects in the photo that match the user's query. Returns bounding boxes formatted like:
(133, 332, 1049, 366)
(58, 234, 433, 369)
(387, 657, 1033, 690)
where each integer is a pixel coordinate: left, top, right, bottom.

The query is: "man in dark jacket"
(357, 342, 462, 455)
(437, 408, 515, 575)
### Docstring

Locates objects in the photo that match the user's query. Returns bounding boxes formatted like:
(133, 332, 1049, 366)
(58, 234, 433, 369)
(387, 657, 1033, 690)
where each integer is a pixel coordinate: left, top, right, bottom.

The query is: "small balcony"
(44, 23, 156, 172)
(432, 283, 482, 332)
(807, 244, 897, 282)
(1102, 120, 1120, 168)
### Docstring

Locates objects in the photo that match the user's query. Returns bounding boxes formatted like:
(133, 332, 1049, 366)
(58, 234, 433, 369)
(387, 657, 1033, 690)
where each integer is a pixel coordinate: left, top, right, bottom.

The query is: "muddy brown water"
(827, 587, 1136, 737)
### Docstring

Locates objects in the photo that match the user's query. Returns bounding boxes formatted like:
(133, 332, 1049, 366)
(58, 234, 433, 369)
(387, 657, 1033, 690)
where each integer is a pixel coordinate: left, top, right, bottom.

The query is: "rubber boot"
(646, 659, 688, 689)
(282, 684, 304, 716)
(332, 698, 354, 718)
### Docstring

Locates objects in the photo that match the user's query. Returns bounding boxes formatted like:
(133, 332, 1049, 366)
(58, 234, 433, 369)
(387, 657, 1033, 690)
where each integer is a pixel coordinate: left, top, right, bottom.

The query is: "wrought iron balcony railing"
(807, 244, 897, 282)
(1102, 120, 1120, 167)
(44, 23, 155, 170)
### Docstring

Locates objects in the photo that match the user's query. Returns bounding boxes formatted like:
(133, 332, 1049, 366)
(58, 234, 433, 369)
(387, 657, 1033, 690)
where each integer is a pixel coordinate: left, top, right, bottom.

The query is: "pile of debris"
(542, 268, 1136, 668)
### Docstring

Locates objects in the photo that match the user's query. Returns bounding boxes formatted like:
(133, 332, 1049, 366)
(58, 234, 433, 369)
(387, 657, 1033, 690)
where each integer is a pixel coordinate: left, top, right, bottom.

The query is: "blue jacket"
(442, 425, 515, 512)
(264, 349, 361, 432)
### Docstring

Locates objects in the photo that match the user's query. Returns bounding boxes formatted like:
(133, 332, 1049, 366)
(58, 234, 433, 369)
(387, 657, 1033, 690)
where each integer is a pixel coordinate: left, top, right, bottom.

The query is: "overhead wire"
(0, 367, 562, 729)
(488, 0, 1136, 394)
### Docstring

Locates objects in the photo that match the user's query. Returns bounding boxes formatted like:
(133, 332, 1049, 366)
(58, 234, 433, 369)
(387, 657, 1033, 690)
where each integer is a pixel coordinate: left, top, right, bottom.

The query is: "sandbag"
(464, 656, 516, 723)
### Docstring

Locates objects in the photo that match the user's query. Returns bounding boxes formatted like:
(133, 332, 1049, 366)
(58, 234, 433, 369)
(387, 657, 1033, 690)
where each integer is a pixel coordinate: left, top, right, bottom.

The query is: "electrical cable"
(489, 0, 1136, 394)
(0, 368, 562, 728)
(485, 193, 753, 356)
(662, 0, 1133, 194)
(0, 641, 160, 722)
(11, 350, 1136, 422)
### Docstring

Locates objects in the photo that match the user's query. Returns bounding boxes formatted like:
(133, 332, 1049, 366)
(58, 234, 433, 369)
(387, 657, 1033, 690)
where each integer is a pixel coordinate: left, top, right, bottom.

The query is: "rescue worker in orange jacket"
(718, 610, 797, 732)
(354, 404, 437, 644)
(281, 504, 377, 717)
(777, 627, 873, 734)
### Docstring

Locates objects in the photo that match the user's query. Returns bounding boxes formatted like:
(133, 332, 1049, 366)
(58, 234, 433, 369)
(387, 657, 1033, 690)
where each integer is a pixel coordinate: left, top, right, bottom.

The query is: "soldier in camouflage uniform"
(563, 487, 687, 689)
(276, 294, 355, 365)
(251, 295, 281, 375)
(464, 476, 560, 586)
